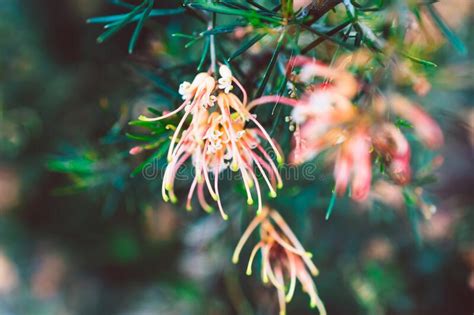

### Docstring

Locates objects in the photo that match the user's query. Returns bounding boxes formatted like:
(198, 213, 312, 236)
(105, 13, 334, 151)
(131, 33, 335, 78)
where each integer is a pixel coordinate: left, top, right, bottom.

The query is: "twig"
(209, 11, 217, 75)
(306, 0, 343, 24)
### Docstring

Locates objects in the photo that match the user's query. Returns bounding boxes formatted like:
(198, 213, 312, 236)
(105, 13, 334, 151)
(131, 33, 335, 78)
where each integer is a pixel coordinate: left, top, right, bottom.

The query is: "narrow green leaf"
(220, 1, 251, 10)
(200, 23, 246, 36)
(197, 37, 210, 71)
(426, 5, 467, 56)
(246, 0, 272, 12)
(87, 14, 133, 24)
(111, 0, 136, 10)
(96, 1, 148, 44)
(185, 38, 202, 48)
(228, 33, 266, 61)
(128, 0, 154, 54)
(255, 32, 286, 98)
(269, 75, 289, 137)
(88, 8, 185, 24)
(325, 188, 337, 220)
(128, 120, 165, 132)
(172, 33, 197, 39)
(148, 8, 186, 16)
(401, 52, 437, 68)
(188, 2, 282, 23)
(131, 143, 169, 177)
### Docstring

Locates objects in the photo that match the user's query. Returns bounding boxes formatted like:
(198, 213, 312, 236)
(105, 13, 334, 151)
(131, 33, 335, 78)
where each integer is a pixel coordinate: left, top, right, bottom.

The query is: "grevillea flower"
(232, 206, 326, 315)
(249, 56, 443, 201)
(333, 126, 373, 201)
(138, 66, 282, 219)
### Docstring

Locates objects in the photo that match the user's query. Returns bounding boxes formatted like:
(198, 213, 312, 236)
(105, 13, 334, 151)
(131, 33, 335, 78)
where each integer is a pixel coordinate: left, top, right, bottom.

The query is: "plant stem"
(306, 0, 342, 24)
(208, 1, 217, 75)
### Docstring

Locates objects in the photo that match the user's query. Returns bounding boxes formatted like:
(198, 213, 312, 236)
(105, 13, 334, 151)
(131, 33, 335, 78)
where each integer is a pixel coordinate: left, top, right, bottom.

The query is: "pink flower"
(286, 55, 359, 99)
(249, 56, 443, 202)
(232, 207, 326, 315)
(140, 66, 282, 219)
(334, 128, 372, 201)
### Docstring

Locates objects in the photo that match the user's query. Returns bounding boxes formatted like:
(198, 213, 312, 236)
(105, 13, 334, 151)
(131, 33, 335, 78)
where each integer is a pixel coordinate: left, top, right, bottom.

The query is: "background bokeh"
(0, 0, 473, 314)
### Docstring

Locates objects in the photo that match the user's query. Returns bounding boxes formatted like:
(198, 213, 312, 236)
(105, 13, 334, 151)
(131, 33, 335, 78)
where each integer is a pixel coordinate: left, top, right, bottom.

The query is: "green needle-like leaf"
(325, 189, 337, 220)
(228, 33, 266, 61)
(96, 1, 148, 44)
(187, 2, 282, 23)
(197, 37, 210, 71)
(200, 23, 246, 36)
(88, 8, 185, 24)
(400, 52, 438, 68)
(128, 0, 154, 54)
(426, 5, 467, 56)
(255, 32, 286, 98)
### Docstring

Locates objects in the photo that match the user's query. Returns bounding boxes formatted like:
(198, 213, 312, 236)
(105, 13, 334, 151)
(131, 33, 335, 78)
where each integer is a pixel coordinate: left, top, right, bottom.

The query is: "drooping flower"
(249, 56, 443, 201)
(232, 206, 326, 315)
(138, 66, 283, 219)
(333, 126, 373, 201)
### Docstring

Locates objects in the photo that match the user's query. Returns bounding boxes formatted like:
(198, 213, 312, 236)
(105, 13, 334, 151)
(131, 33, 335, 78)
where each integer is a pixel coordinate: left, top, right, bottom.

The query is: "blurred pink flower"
(334, 127, 372, 201)
(250, 56, 443, 201)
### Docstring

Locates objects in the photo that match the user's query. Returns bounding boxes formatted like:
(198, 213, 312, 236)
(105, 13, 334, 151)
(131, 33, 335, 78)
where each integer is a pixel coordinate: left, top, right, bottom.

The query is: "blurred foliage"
(0, 0, 473, 315)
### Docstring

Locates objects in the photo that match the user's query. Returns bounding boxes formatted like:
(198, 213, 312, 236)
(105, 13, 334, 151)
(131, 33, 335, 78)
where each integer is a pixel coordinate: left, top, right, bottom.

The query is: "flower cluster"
(250, 56, 443, 201)
(139, 65, 282, 219)
(232, 206, 326, 315)
(134, 56, 443, 315)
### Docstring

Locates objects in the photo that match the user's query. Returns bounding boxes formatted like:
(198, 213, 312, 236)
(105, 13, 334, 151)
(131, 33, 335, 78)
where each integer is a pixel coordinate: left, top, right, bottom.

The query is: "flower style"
(139, 66, 283, 219)
(232, 206, 326, 315)
(248, 56, 443, 201)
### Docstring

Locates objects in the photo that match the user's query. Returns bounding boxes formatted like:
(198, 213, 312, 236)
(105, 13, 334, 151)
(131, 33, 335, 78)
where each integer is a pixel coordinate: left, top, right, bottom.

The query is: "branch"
(307, 0, 342, 22)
